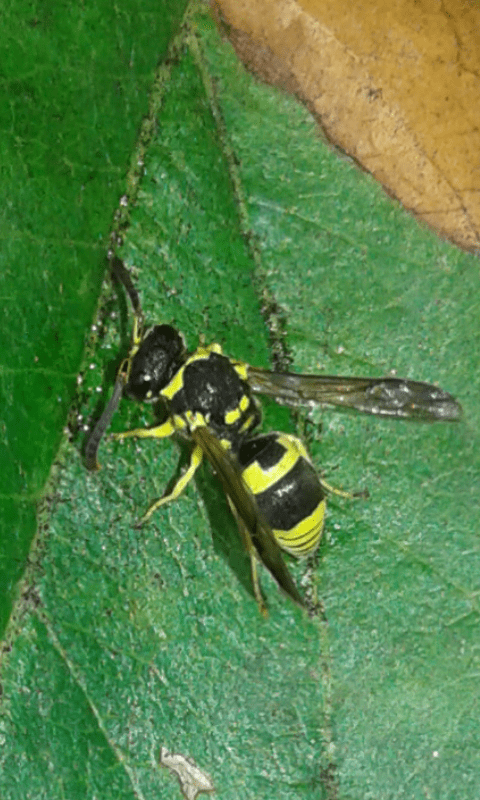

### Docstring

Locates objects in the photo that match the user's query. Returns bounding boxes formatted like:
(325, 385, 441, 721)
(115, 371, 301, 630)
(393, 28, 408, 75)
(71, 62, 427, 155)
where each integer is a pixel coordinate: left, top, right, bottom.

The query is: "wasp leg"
(111, 419, 176, 441)
(319, 477, 369, 500)
(139, 444, 204, 525)
(228, 502, 267, 616)
(131, 307, 143, 347)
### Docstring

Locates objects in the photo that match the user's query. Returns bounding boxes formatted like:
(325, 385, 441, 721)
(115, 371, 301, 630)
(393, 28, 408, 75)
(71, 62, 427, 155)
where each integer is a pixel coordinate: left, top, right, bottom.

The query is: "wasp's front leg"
(111, 418, 176, 441)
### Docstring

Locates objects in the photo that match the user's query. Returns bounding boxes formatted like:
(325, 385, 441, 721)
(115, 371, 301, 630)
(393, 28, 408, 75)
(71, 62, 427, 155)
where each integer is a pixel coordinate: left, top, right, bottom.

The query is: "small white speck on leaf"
(159, 746, 215, 800)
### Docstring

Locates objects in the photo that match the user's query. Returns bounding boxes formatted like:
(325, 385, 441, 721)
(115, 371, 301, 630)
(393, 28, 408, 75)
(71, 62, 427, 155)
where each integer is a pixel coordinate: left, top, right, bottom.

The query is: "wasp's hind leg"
(228, 504, 268, 616)
(319, 476, 369, 500)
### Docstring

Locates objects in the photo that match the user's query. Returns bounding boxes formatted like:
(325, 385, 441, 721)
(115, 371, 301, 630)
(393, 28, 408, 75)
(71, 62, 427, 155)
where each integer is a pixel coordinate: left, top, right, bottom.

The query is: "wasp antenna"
(84, 373, 126, 471)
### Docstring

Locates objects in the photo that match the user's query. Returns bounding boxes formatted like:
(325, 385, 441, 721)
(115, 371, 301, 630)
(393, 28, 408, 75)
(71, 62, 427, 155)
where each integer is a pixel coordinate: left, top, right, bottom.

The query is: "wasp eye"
(126, 325, 185, 402)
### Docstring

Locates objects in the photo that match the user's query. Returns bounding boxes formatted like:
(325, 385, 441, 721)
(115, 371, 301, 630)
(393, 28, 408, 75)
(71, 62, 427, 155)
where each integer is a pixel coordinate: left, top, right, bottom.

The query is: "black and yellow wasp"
(85, 258, 462, 612)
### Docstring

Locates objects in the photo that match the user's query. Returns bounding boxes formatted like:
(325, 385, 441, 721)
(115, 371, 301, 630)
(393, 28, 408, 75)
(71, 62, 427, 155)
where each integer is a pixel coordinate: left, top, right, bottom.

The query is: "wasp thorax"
(126, 325, 186, 402)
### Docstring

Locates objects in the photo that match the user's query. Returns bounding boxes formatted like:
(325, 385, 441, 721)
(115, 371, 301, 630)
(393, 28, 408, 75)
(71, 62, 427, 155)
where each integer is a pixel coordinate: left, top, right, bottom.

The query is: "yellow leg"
(131, 309, 143, 348)
(319, 477, 369, 500)
(139, 444, 204, 524)
(112, 419, 176, 441)
(249, 549, 268, 618)
(116, 309, 145, 383)
(228, 502, 267, 616)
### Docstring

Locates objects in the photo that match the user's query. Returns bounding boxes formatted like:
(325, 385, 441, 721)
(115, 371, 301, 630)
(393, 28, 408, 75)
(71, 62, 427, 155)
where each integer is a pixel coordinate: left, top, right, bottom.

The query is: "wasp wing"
(191, 426, 304, 608)
(247, 367, 462, 422)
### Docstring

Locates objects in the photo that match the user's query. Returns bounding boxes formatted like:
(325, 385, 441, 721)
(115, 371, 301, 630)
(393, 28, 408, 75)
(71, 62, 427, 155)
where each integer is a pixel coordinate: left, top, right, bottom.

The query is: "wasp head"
(125, 324, 186, 402)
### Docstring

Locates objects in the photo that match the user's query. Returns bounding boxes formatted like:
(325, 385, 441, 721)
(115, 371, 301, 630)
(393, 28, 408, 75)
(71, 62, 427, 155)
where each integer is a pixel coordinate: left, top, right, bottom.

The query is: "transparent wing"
(246, 367, 462, 422)
(191, 427, 304, 608)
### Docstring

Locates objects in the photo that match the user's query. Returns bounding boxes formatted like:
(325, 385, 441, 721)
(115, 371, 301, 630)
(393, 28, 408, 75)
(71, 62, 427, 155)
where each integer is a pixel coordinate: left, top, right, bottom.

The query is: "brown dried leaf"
(213, 0, 480, 250)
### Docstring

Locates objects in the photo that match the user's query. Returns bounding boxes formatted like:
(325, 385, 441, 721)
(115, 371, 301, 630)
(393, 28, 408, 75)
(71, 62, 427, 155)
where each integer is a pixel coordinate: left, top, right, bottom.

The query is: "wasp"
(85, 259, 462, 612)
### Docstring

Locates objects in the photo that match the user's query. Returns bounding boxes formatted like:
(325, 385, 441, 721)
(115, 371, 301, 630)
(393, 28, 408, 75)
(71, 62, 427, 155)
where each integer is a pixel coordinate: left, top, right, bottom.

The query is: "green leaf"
(1, 5, 479, 799)
(0, 0, 189, 634)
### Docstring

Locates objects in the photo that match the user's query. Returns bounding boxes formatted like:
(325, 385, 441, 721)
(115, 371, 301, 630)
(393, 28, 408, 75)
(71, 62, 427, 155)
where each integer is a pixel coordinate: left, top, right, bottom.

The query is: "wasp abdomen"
(237, 432, 326, 557)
